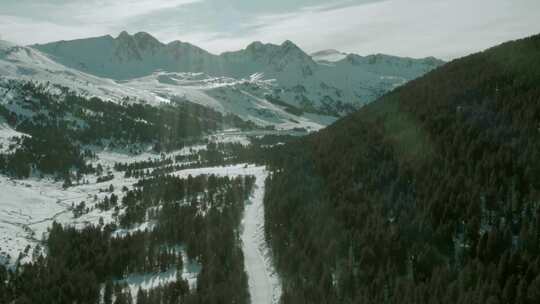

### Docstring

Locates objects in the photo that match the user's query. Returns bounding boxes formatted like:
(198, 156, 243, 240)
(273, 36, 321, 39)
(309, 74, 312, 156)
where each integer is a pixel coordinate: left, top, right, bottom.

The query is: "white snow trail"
(241, 168, 281, 304)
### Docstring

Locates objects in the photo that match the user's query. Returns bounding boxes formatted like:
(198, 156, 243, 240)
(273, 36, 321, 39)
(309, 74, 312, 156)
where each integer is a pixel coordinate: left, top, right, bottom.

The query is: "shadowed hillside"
(264, 34, 540, 303)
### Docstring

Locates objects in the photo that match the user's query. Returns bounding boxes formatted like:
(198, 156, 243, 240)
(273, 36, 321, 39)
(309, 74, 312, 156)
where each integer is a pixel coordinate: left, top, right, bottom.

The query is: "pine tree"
(104, 280, 114, 304)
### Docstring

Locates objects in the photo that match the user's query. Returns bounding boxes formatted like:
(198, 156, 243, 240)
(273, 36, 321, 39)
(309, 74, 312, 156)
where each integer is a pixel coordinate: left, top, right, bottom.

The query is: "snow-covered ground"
(0, 172, 133, 264)
(0, 118, 282, 302)
(118, 247, 201, 299)
(0, 121, 27, 153)
(241, 167, 282, 304)
(0, 144, 204, 265)
(0, 155, 282, 303)
(110, 164, 282, 302)
(0, 127, 295, 266)
(206, 129, 251, 146)
(123, 71, 335, 131)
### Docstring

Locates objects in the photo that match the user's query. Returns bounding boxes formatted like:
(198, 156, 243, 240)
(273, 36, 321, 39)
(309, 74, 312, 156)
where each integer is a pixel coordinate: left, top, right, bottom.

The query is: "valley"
(1, 20, 539, 304)
(0, 36, 440, 302)
(0, 128, 284, 303)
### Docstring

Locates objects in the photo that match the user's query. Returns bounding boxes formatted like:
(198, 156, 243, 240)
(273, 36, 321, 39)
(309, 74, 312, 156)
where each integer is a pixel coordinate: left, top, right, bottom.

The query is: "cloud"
(191, 0, 540, 59)
(73, 0, 203, 24)
(1, 0, 202, 23)
(0, 0, 539, 59)
(0, 15, 107, 44)
(0, 0, 203, 44)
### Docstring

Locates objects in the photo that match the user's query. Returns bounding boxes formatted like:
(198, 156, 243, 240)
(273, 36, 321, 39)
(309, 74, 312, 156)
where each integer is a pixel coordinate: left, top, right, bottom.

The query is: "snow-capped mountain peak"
(21, 32, 444, 127)
(237, 40, 312, 62)
(130, 31, 162, 50)
(114, 31, 145, 62)
(245, 41, 265, 52)
(281, 40, 303, 53)
(117, 30, 131, 40)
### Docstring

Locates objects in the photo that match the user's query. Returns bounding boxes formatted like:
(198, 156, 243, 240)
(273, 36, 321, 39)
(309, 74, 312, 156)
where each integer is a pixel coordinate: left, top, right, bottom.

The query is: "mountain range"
(0, 31, 442, 130)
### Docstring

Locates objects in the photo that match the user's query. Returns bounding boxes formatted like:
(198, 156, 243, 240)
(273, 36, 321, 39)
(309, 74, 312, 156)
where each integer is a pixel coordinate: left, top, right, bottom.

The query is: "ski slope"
(241, 168, 281, 304)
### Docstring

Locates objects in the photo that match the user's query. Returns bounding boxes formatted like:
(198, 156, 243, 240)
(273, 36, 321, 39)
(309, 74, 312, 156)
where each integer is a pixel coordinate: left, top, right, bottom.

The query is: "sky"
(0, 0, 539, 60)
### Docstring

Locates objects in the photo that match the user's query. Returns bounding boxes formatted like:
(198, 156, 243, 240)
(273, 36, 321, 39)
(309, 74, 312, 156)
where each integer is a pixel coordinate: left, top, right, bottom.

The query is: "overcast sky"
(1, 0, 539, 59)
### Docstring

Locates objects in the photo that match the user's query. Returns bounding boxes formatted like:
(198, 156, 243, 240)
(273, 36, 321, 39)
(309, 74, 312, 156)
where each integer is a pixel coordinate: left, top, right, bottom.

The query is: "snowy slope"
(0, 121, 27, 153)
(0, 40, 161, 104)
(33, 32, 444, 114)
(2, 32, 443, 129)
(241, 167, 281, 304)
(123, 71, 335, 130)
(32, 32, 221, 80)
(0, 40, 334, 130)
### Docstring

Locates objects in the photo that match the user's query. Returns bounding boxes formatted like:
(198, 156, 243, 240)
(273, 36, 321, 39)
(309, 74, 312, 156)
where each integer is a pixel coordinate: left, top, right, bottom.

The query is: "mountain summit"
(33, 31, 217, 79)
(30, 31, 443, 116)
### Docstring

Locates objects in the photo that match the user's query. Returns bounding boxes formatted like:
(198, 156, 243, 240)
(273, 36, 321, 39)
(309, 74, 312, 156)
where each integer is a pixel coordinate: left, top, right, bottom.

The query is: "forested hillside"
(0, 174, 254, 303)
(264, 34, 540, 303)
(0, 79, 255, 180)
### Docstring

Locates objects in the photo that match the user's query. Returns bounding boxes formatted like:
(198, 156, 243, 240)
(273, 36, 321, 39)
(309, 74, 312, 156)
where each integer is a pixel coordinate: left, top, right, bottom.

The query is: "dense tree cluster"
(0, 128, 93, 178)
(264, 34, 540, 303)
(115, 140, 284, 179)
(0, 173, 254, 304)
